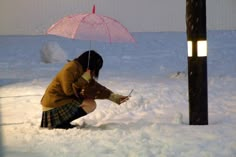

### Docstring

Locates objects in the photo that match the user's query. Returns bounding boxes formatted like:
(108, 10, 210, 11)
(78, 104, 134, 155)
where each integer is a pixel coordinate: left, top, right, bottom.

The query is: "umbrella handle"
(87, 41, 92, 69)
(87, 50, 90, 69)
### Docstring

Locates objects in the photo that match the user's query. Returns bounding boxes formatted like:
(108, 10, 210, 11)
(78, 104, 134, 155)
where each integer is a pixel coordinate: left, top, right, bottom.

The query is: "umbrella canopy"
(47, 5, 135, 43)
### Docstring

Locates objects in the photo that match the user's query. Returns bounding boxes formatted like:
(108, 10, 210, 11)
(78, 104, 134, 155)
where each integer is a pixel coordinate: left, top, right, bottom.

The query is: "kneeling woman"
(40, 50, 129, 129)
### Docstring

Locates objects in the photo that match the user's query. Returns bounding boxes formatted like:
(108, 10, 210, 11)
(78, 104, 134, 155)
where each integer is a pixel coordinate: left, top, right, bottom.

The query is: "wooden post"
(186, 0, 208, 125)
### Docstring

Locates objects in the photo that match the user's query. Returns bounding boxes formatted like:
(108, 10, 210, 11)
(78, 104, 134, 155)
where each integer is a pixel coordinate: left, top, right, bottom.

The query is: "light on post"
(197, 40, 207, 57)
(187, 41, 193, 57)
(187, 40, 207, 57)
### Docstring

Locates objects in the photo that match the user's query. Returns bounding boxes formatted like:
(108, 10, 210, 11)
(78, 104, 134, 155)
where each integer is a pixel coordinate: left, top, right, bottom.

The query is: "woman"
(40, 50, 129, 129)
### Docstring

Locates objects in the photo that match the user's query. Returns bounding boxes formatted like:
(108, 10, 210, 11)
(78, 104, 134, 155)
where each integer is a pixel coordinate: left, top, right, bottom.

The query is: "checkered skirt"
(40, 100, 83, 129)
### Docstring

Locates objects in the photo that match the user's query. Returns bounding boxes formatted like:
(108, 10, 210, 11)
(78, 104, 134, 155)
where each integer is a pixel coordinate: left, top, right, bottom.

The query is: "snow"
(40, 41, 67, 63)
(0, 31, 236, 157)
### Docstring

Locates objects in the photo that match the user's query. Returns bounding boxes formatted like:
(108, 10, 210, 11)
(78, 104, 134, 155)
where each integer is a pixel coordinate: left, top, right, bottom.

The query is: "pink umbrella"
(47, 5, 135, 68)
(47, 5, 135, 43)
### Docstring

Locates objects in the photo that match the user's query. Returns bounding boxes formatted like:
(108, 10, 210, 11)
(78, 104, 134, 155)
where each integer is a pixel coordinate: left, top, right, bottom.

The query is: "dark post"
(186, 0, 208, 125)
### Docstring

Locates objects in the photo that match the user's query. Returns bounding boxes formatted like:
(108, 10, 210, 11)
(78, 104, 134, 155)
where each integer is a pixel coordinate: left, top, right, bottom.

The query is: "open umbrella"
(47, 5, 135, 43)
(47, 5, 135, 67)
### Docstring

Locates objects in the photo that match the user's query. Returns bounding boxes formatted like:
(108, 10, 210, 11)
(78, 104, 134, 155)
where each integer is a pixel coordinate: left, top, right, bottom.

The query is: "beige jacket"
(41, 61, 112, 109)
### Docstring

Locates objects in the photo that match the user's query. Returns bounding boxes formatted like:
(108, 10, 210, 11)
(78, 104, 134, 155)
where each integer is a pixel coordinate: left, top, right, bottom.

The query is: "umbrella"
(47, 5, 135, 68)
(47, 5, 135, 43)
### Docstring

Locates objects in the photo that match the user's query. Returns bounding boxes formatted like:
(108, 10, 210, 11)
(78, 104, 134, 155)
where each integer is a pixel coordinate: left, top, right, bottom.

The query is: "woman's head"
(74, 50, 103, 79)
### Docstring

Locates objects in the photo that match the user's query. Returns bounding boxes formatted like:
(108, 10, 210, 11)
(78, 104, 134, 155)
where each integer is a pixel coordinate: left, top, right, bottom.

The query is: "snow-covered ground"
(0, 31, 236, 157)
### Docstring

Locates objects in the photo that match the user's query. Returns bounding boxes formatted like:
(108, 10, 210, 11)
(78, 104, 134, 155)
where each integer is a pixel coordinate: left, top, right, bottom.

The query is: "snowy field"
(0, 31, 236, 157)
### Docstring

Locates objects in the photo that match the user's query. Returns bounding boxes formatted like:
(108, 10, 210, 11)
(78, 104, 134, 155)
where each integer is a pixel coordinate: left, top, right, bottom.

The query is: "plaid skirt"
(40, 100, 83, 129)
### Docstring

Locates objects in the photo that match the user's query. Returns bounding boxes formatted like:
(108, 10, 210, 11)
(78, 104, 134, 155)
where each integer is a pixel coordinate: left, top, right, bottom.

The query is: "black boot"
(56, 123, 78, 129)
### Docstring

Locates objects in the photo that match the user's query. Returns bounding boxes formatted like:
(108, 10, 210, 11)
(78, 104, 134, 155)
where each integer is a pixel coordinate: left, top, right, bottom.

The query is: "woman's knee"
(81, 99, 96, 113)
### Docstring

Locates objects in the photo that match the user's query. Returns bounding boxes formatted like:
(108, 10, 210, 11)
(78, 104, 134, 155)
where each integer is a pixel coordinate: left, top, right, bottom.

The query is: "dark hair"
(74, 50, 103, 79)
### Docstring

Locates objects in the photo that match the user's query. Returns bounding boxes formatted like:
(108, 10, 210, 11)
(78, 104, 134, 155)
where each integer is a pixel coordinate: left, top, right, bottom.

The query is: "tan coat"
(41, 61, 112, 108)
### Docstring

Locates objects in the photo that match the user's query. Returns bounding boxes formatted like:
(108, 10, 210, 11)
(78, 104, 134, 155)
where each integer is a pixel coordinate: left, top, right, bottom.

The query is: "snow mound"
(172, 112, 184, 124)
(40, 41, 67, 63)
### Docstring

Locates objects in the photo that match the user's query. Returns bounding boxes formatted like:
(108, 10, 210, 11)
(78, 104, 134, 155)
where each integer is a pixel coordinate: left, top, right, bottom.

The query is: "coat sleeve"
(82, 79, 113, 99)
